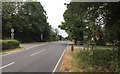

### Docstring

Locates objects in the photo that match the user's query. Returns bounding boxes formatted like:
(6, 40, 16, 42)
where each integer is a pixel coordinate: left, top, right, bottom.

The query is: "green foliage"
(59, 2, 120, 45)
(59, 3, 85, 42)
(74, 48, 119, 72)
(2, 2, 57, 42)
(1, 39, 20, 50)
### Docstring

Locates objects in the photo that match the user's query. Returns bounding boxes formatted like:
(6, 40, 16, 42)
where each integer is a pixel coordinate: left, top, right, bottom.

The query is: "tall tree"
(59, 2, 120, 45)
(2, 2, 53, 42)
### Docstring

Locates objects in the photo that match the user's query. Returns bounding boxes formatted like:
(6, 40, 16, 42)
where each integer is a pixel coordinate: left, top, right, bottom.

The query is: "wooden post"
(71, 45, 74, 51)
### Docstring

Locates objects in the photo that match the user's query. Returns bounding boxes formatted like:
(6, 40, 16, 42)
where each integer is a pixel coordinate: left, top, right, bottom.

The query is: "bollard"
(71, 45, 74, 51)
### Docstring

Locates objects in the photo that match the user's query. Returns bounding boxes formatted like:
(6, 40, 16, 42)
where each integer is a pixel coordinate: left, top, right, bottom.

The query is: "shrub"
(0, 39, 20, 50)
(74, 48, 119, 72)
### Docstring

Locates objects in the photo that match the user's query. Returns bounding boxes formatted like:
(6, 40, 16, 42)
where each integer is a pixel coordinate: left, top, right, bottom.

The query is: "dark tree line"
(59, 2, 120, 45)
(2, 2, 62, 42)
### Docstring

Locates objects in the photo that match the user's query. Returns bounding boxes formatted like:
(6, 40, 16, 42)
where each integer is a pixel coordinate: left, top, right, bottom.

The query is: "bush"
(74, 48, 119, 72)
(0, 39, 20, 50)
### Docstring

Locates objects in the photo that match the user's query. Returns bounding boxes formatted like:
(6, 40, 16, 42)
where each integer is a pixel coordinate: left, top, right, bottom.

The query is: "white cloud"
(38, 0, 68, 38)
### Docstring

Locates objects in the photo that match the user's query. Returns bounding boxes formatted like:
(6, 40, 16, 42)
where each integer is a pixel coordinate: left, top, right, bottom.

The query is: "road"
(1, 41, 68, 72)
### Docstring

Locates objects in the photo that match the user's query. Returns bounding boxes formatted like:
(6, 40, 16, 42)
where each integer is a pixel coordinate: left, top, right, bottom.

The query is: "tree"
(59, 2, 120, 45)
(103, 2, 120, 44)
(2, 2, 54, 42)
(59, 3, 86, 44)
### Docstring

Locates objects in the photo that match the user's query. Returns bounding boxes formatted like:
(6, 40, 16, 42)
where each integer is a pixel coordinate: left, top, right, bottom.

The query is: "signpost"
(41, 34, 43, 41)
(11, 28, 14, 39)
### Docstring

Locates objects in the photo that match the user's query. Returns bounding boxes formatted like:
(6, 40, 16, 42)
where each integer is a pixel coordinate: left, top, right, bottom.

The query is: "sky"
(37, 0, 69, 38)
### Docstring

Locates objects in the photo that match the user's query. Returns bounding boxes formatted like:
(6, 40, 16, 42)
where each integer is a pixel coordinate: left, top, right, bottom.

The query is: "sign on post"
(11, 28, 14, 33)
(11, 28, 14, 39)
(41, 34, 43, 41)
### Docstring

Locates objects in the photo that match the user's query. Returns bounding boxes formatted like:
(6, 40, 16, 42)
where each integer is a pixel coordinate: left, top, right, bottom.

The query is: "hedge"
(74, 48, 119, 72)
(0, 39, 20, 50)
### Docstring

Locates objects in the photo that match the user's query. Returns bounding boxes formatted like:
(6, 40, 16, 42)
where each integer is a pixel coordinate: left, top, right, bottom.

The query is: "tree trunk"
(74, 40, 77, 45)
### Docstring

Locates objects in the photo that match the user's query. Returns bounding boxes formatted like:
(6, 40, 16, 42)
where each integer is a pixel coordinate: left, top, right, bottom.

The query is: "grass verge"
(60, 46, 119, 72)
(60, 49, 73, 72)
(0, 47, 24, 55)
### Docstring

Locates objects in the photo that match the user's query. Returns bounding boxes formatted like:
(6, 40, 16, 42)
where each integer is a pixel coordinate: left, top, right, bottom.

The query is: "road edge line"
(52, 45, 68, 72)
(1, 43, 46, 57)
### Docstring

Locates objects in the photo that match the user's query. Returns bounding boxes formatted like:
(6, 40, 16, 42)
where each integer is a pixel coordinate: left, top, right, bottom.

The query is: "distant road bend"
(1, 41, 68, 72)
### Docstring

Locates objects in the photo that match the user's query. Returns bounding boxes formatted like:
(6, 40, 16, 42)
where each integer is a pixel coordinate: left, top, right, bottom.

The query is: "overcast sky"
(37, 0, 69, 38)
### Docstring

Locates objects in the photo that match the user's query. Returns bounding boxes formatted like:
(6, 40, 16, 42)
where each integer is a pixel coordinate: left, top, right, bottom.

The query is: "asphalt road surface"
(1, 41, 68, 72)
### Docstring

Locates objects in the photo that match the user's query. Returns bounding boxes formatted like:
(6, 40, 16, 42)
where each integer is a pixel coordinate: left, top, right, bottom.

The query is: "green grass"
(0, 47, 23, 55)
(94, 45, 118, 50)
(73, 45, 119, 72)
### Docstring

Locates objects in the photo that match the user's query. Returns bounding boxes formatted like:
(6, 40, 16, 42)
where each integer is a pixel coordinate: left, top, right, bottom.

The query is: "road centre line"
(0, 62, 15, 70)
(30, 49, 46, 56)
(26, 45, 39, 50)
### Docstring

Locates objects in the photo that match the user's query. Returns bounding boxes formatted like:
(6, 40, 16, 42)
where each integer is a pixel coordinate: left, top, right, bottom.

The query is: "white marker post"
(11, 28, 14, 39)
(41, 34, 43, 41)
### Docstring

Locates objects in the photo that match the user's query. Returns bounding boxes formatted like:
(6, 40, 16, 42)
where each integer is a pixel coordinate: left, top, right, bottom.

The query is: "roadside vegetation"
(59, 2, 120, 46)
(0, 39, 21, 55)
(73, 46, 119, 72)
(59, 2, 120, 72)
(2, 2, 64, 52)
(2, 2, 63, 43)
(60, 45, 119, 72)
(1, 2, 65, 56)
(0, 39, 20, 50)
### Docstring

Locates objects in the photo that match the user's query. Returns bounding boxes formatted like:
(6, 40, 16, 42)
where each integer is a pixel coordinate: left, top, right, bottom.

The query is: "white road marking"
(52, 46, 68, 72)
(30, 49, 46, 56)
(0, 62, 15, 70)
(1, 43, 46, 56)
(26, 45, 40, 50)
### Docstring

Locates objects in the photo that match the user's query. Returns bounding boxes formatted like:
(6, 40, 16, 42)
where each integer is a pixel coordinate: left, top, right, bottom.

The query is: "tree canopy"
(2, 2, 61, 42)
(59, 2, 120, 45)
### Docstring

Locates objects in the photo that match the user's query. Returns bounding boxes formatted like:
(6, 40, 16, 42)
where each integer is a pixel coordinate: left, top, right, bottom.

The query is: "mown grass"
(73, 46, 119, 72)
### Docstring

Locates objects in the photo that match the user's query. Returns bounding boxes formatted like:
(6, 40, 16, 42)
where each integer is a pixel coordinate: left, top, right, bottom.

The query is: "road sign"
(11, 28, 14, 33)
(41, 34, 43, 41)
(11, 33, 14, 39)
(11, 28, 14, 39)
(11, 33, 14, 36)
